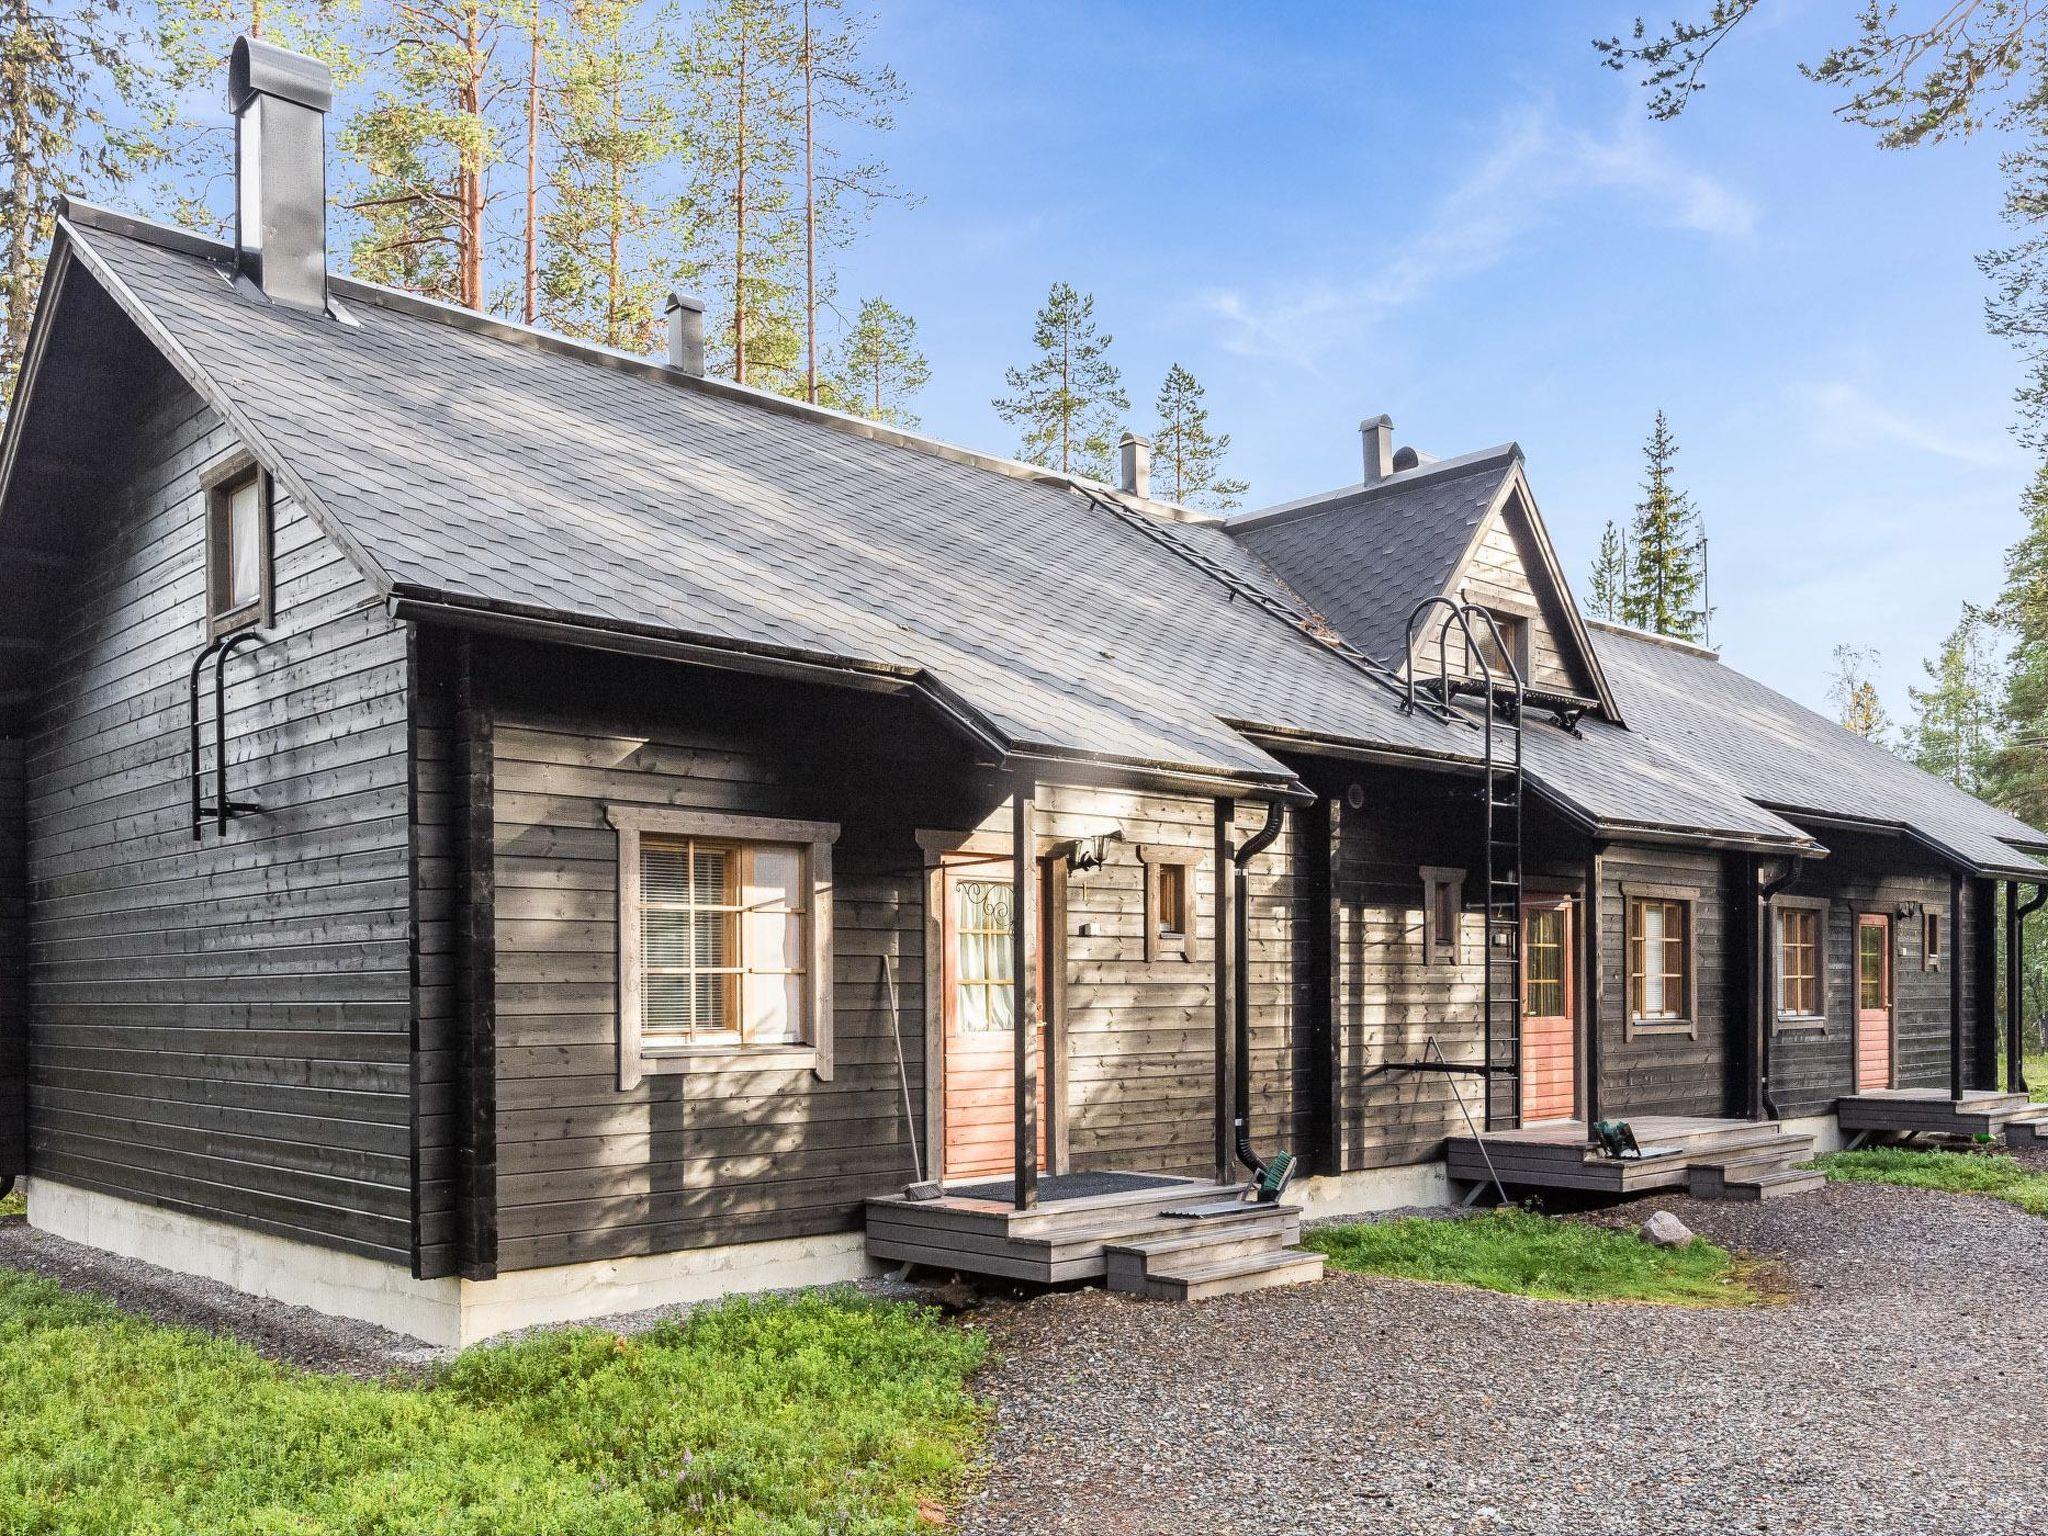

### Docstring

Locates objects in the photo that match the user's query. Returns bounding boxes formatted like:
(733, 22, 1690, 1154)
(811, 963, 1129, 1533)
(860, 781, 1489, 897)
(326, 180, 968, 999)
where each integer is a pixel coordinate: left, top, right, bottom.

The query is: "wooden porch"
(1837, 1088, 2048, 1145)
(1445, 1116, 1824, 1200)
(863, 1172, 1324, 1300)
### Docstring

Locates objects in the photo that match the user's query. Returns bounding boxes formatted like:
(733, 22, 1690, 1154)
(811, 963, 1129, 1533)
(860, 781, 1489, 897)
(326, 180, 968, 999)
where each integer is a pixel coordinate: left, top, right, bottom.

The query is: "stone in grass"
(1639, 1210, 1695, 1249)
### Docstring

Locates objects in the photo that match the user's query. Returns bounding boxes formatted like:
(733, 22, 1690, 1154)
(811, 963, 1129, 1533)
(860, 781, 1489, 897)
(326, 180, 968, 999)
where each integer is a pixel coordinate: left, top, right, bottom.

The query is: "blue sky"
(818, 0, 2028, 719)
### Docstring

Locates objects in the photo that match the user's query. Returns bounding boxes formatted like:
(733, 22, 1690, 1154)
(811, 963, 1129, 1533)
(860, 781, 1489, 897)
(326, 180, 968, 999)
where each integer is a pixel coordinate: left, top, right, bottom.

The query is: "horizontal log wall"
(1596, 844, 1738, 1118)
(23, 388, 413, 1262)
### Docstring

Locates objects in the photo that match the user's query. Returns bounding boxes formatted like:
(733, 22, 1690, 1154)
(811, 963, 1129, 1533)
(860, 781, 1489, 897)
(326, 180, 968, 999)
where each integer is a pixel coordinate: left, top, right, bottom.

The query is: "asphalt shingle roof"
(1230, 449, 1515, 667)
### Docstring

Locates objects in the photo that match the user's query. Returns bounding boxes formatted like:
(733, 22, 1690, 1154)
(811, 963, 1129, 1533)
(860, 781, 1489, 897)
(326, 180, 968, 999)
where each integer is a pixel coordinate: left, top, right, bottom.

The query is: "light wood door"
(941, 867, 1046, 1181)
(1520, 898, 1575, 1123)
(1856, 914, 1894, 1091)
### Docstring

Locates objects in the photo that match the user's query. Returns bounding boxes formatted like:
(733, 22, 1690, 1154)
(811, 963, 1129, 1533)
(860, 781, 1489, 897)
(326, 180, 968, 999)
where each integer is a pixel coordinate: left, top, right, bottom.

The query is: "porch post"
(1010, 776, 1038, 1211)
(1212, 798, 1236, 1184)
(1581, 841, 1604, 1137)
(2008, 881, 2024, 1096)
(1950, 871, 1966, 1103)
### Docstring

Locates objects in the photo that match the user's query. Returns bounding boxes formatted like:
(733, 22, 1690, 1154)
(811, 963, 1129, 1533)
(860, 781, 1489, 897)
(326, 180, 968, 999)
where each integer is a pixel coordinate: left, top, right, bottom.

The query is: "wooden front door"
(1521, 897, 1575, 1123)
(1856, 914, 1894, 1091)
(941, 866, 1047, 1181)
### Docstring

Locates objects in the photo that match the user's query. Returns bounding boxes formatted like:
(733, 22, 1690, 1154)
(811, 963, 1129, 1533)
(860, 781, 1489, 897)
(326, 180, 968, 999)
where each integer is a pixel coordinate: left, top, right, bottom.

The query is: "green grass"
(2027, 1050, 2048, 1104)
(0, 1187, 22, 1221)
(1817, 1146, 2048, 1216)
(0, 1273, 985, 1534)
(1303, 1207, 1766, 1306)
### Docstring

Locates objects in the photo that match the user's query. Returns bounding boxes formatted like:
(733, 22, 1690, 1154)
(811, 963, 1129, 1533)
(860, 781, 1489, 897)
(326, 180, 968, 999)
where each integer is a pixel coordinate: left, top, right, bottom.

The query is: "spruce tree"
(1151, 363, 1248, 510)
(540, 0, 679, 351)
(681, 0, 804, 389)
(1, 0, 160, 411)
(1828, 643, 1892, 744)
(993, 282, 1127, 480)
(826, 295, 926, 426)
(1625, 410, 1709, 641)
(1587, 520, 1629, 622)
(1987, 462, 2048, 824)
(1907, 605, 2001, 792)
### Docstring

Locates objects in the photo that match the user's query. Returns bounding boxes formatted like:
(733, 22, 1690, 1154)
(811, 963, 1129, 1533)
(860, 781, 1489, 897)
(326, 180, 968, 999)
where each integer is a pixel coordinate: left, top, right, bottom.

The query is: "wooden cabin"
(0, 37, 2043, 1343)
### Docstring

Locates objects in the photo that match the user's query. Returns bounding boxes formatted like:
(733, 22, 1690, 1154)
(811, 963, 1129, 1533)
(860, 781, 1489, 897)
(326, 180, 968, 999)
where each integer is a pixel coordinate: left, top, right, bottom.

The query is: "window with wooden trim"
(607, 806, 838, 1088)
(1473, 610, 1527, 681)
(1776, 904, 1825, 1024)
(1923, 910, 1943, 971)
(1627, 896, 1690, 1027)
(204, 463, 271, 634)
(1137, 846, 1203, 962)
(1421, 866, 1465, 966)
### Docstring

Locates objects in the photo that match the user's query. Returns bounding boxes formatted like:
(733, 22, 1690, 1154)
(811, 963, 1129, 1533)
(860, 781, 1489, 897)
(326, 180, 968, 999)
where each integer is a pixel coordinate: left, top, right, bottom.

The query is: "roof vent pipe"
(1361, 414, 1395, 484)
(666, 291, 706, 376)
(1118, 432, 1151, 498)
(228, 36, 333, 311)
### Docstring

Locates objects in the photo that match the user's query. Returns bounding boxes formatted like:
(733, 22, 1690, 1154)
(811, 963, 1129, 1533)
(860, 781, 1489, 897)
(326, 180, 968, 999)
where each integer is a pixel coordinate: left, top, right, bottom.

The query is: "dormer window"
(1473, 610, 1527, 681)
(205, 461, 272, 635)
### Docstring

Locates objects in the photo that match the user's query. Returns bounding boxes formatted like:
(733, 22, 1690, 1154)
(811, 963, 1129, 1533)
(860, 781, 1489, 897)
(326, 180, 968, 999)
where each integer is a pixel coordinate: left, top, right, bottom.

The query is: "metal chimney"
(228, 36, 334, 311)
(666, 292, 706, 376)
(1361, 415, 1395, 484)
(1118, 432, 1151, 498)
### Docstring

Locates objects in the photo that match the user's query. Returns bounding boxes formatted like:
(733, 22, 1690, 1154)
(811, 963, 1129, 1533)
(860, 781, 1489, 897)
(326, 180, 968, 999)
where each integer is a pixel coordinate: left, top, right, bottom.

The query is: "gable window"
(1472, 610, 1527, 681)
(203, 461, 272, 634)
(1137, 846, 1203, 962)
(607, 806, 838, 1089)
(1923, 910, 1943, 971)
(1421, 866, 1465, 966)
(1626, 890, 1695, 1035)
(1775, 898, 1828, 1029)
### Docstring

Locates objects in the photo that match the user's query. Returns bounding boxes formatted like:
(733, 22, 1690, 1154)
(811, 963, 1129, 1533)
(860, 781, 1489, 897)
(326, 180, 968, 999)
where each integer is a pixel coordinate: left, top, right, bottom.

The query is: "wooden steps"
(1102, 1208, 1323, 1301)
(1839, 1090, 2043, 1140)
(1447, 1117, 1815, 1197)
(1685, 1132, 1821, 1201)
(2004, 1107, 2048, 1147)
(864, 1178, 1324, 1298)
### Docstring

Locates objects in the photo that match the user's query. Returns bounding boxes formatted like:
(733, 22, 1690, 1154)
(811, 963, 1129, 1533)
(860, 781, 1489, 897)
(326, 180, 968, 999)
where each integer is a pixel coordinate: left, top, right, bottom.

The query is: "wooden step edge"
(1017, 1206, 1300, 1257)
(1150, 1248, 1326, 1291)
(1102, 1226, 1296, 1263)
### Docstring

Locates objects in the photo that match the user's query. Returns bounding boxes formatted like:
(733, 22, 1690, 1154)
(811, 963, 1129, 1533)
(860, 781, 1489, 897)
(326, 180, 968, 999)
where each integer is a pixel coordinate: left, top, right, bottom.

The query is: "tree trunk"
(459, 2, 487, 311)
(802, 0, 817, 403)
(524, 3, 540, 325)
(2, 0, 36, 388)
(734, 30, 749, 383)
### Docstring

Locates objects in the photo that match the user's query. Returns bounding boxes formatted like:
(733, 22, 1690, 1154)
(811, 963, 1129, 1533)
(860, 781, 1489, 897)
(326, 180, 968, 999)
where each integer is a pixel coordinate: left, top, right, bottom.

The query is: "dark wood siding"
(1445, 505, 1591, 700)
(1768, 835, 1986, 1117)
(482, 643, 1304, 1270)
(0, 733, 24, 1177)
(21, 385, 414, 1262)
(1596, 845, 1740, 1118)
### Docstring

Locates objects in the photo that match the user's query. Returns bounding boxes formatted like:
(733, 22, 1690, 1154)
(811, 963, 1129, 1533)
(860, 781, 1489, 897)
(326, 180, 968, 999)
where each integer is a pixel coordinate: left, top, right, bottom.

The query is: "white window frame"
(1421, 866, 1466, 967)
(607, 805, 839, 1089)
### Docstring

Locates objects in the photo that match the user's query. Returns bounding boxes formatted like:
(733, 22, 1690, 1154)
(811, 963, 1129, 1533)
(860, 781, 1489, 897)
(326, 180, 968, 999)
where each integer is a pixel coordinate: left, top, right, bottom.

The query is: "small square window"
(205, 464, 271, 634)
(1923, 911, 1943, 971)
(1472, 611, 1526, 681)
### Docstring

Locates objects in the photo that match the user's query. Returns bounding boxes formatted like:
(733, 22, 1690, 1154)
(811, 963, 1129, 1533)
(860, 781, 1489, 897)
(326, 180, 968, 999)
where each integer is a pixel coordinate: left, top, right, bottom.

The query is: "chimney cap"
(229, 35, 334, 116)
(666, 290, 706, 316)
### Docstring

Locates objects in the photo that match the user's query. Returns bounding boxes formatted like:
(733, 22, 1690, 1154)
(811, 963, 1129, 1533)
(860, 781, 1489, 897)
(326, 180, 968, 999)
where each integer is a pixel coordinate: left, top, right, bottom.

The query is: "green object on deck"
(1256, 1149, 1298, 1201)
(1591, 1119, 1644, 1160)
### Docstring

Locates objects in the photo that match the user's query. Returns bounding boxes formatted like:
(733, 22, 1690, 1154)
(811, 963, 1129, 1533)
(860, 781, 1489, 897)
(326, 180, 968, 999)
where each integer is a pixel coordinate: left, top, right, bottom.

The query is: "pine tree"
(993, 282, 1127, 480)
(1828, 643, 1892, 744)
(520, 0, 547, 325)
(1624, 410, 1708, 641)
(342, 1, 512, 310)
(539, 0, 679, 350)
(794, 0, 903, 405)
(1907, 605, 2002, 792)
(1, 0, 160, 412)
(1150, 363, 1247, 510)
(682, 0, 804, 388)
(826, 294, 926, 425)
(1587, 519, 1630, 622)
(1987, 462, 2048, 824)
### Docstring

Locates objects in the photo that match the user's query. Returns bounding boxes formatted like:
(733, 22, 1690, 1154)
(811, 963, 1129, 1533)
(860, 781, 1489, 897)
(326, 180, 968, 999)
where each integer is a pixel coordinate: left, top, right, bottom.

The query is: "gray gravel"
(957, 1181, 2048, 1536)
(0, 1205, 446, 1379)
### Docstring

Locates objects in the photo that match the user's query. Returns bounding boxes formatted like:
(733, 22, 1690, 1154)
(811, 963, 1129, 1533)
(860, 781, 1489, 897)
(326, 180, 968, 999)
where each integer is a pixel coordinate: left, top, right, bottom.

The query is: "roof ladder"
(1072, 487, 1463, 725)
(1404, 599, 1527, 1131)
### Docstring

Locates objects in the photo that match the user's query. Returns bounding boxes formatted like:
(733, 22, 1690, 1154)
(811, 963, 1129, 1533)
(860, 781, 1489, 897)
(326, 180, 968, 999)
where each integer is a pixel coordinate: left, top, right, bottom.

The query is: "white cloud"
(1195, 102, 1757, 365)
(1787, 378, 2020, 469)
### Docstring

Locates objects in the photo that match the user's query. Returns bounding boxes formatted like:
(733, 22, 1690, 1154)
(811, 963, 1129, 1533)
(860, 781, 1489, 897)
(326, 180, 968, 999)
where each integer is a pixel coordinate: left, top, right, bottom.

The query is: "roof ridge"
(56, 196, 1231, 528)
(1583, 616, 1720, 660)
(1228, 442, 1522, 531)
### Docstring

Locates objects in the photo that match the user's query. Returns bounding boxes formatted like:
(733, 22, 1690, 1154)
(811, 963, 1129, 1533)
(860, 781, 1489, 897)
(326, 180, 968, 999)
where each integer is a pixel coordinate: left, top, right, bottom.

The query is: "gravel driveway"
(958, 1182, 2048, 1536)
